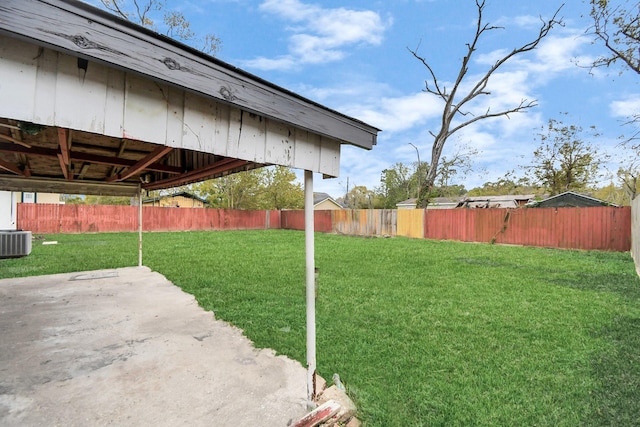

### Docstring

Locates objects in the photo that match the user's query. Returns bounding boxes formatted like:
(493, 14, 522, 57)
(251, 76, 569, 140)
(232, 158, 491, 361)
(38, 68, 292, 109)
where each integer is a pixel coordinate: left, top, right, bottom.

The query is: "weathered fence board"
(16, 204, 631, 251)
(397, 209, 424, 239)
(331, 209, 396, 236)
(17, 204, 139, 233)
(423, 207, 630, 251)
(17, 204, 277, 233)
(280, 210, 332, 233)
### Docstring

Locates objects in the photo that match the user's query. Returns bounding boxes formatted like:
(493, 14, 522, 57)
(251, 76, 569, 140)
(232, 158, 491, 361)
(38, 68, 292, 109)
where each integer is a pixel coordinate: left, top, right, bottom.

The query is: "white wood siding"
(0, 36, 342, 176)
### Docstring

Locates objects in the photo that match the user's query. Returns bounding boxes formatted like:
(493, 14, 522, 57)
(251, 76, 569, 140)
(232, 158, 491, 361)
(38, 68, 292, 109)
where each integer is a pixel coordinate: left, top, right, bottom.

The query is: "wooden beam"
(117, 140, 127, 156)
(78, 162, 90, 179)
(57, 127, 70, 165)
(107, 145, 173, 182)
(0, 157, 26, 176)
(0, 176, 140, 197)
(0, 143, 181, 174)
(144, 158, 249, 190)
(57, 127, 73, 180)
(0, 133, 31, 148)
(57, 153, 71, 180)
(109, 140, 127, 177)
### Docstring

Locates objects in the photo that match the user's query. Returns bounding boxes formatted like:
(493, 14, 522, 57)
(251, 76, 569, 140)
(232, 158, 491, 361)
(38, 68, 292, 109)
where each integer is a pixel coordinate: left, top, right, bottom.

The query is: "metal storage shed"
(0, 0, 379, 404)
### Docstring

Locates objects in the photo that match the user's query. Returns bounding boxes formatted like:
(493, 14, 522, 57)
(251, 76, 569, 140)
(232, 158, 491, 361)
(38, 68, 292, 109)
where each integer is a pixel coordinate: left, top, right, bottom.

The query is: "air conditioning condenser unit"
(0, 230, 32, 258)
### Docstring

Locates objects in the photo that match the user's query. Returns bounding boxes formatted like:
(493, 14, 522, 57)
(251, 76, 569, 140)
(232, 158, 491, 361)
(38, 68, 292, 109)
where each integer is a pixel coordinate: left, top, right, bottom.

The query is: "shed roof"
(532, 191, 615, 208)
(0, 0, 380, 196)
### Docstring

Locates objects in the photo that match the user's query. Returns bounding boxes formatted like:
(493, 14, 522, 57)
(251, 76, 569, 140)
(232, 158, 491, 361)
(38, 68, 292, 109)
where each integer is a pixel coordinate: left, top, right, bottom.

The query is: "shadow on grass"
(585, 316, 640, 426)
(547, 272, 640, 301)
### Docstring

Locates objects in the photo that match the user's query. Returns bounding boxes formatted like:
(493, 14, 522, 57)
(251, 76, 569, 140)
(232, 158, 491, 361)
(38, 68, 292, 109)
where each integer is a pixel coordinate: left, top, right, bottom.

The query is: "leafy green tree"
(468, 171, 538, 196)
(617, 155, 640, 201)
(376, 144, 476, 207)
(62, 194, 85, 204)
(193, 166, 304, 210)
(259, 166, 304, 210)
(98, 0, 221, 55)
(592, 181, 630, 205)
(525, 117, 603, 195)
(343, 185, 376, 209)
(85, 195, 132, 205)
(194, 169, 263, 209)
(431, 184, 468, 198)
(434, 144, 479, 192)
(377, 163, 415, 208)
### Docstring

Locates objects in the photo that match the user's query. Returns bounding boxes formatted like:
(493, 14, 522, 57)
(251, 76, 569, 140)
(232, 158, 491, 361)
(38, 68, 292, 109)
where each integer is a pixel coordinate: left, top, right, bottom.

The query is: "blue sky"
(93, 0, 639, 198)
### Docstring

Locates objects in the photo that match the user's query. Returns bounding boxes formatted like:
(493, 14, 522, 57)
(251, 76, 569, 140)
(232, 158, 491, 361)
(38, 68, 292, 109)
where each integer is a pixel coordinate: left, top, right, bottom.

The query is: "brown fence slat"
(17, 204, 631, 251)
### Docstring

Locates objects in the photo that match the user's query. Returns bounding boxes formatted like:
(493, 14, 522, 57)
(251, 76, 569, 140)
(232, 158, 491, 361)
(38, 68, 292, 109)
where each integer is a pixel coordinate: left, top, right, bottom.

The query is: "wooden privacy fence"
(421, 207, 630, 252)
(17, 204, 631, 251)
(17, 204, 280, 233)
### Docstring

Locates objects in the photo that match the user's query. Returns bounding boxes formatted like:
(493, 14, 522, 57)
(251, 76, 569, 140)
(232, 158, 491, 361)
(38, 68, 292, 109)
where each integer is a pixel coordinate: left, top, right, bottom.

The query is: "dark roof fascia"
(0, 0, 380, 149)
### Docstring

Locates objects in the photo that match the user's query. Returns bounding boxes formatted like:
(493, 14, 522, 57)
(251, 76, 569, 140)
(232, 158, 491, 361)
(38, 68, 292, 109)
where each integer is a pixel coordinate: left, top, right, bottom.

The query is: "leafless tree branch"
(409, 1, 563, 207)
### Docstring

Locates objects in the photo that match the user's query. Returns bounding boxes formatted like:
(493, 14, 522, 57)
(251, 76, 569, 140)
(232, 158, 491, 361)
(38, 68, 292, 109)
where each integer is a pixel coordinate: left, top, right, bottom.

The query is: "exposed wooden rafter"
(0, 143, 182, 174)
(0, 157, 26, 176)
(57, 128, 72, 180)
(144, 158, 249, 190)
(107, 145, 173, 182)
(0, 133, 31, 148)
(57, 153, 70, 179)
(8, 126, 32, 176)
(108, 140, 127, 178)
(78, 163, 90, 179)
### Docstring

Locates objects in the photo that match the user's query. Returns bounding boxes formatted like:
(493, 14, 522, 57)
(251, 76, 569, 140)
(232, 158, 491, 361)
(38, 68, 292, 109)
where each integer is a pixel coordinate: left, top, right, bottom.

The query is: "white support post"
(304, 170, 316, 407)
(138, 186, 143, 267)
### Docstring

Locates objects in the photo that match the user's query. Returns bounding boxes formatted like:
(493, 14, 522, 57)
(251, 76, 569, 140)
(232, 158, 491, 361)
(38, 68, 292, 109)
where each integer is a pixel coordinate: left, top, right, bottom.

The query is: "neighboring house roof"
(530, 191, 616, 208)
(395, 196, 464, 209)
(396, 198, 417, 208)
(456, 195, 535, 209)
(313, 192, 344, 209)
(142, 191, 207, 205)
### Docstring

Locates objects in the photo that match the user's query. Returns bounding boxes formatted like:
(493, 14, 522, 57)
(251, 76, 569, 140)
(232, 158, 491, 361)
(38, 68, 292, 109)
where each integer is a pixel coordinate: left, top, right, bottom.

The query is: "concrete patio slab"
(0, 266, 307, 426)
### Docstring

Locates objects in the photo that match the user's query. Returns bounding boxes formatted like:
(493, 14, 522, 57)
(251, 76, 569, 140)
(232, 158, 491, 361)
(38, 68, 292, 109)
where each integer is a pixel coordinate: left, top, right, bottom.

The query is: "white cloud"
(476, 32, 591, 83)
(343, 91, 442, 132)
(494, 14, 545, 30)
(241, 56, 298, 71)
(610, 95, 640, 118)
(243, 0, 391, 71)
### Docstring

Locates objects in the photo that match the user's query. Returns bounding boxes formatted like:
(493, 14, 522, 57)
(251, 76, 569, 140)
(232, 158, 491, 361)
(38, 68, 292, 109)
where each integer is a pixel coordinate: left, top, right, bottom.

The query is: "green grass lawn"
(2, 230, 639, 426)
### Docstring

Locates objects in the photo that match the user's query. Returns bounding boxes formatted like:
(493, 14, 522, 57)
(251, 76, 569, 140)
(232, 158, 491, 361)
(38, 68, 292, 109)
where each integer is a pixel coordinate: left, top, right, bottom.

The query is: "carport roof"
(0, 0, 380, 196)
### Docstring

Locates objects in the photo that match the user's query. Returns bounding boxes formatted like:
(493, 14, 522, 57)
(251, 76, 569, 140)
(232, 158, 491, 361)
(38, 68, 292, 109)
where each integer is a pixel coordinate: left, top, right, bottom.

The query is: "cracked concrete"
(0, 266, 307, 426)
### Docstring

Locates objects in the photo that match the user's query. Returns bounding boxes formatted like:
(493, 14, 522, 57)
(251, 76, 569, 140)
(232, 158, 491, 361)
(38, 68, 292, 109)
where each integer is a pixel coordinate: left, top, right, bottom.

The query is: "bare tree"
(409, 0, 563, 207)
(587, 0, 640, 144)
(588, 0, 640, 75)
(99, 0, 221, 55)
